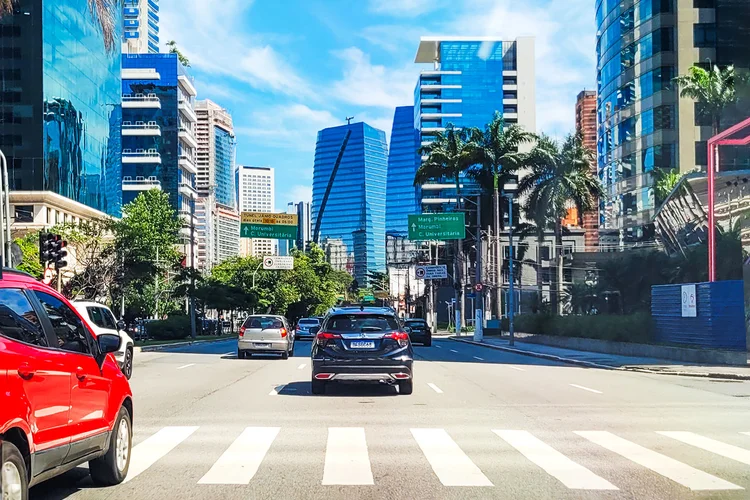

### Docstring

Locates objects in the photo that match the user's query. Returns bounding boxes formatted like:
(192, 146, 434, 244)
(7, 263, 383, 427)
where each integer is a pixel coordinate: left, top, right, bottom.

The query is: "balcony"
(179, 127, 198, 149)
(178, 74, 197, 97)
(421, 127, 447, 134)
(122, 93, 160, 109)
(178, 99, 197, 122)
(179, 154, 198, 175)
(421, 113, 462, 120)
(122, 121, 161, 136)
(124, 19, 139, 28)
(123, 7, 139, 16)
(122, 68, 159, 80)
(179, 182, 198, 199)
(420, 98, 462, 104)
(122, 148, 161, 164)
(420, 84, 461, 92)
(122, 176, 161, 191)
(503, 84, 518, 91)
(420, 70, 462, 76)
(179, 209, 198, 226)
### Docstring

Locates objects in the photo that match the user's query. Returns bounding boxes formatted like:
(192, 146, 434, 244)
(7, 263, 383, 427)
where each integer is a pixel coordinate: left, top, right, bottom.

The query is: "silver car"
(238, 315, 294, 359)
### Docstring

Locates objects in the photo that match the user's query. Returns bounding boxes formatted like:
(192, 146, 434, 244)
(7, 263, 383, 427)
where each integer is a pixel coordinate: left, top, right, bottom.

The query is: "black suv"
(310, 307, 414, 395)
(404, 318, 432, 346)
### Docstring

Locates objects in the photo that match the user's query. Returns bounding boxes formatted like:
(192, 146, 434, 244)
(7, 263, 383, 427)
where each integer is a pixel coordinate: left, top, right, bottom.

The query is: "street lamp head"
(502, 176, 519, 196)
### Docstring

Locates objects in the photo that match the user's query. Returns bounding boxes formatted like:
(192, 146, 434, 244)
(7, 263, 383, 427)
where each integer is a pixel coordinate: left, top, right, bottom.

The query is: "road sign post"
(241, 212, 298, 240)
(415, 265, 448, 280)
(408, 213, 466, 241)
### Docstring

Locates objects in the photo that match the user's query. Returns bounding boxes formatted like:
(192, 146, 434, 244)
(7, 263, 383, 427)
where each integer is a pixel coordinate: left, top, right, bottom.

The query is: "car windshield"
(325, 314, 399, 333)
(244, 317, 283, 329)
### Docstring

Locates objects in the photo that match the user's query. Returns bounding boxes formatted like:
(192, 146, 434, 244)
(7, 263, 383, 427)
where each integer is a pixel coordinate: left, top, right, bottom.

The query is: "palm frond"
(0, 0, 13, 16)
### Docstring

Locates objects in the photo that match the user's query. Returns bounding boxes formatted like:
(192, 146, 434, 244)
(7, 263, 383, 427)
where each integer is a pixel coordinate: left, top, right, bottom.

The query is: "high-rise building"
(236, 165, 276, 256)
(0, 0, 123, 217)
(122, 0, 160, 54)
(575, 90, 598, 250)
(413, 36, 536, 210)
(596, 0, 750, 241)
(214, 203, 240, 263)
(121, 53, 198, 258)
(312, 122, 388, 284)
(386, 106, 420, 236)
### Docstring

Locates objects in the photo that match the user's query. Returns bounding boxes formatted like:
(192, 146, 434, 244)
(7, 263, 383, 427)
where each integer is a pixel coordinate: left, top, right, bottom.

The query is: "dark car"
(310, 307, 414, 395)
(404, 318, 432, 346)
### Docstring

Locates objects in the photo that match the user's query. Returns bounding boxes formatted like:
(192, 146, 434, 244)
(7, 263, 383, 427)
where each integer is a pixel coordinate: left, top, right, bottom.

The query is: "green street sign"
(362, 295, 376, 302)
(241, 223, 298, 240)
(408, 213, 466, 241)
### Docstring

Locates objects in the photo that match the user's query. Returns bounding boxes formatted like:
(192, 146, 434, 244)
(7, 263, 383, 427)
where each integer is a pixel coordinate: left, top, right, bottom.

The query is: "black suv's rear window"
(325, 314, 399, 333)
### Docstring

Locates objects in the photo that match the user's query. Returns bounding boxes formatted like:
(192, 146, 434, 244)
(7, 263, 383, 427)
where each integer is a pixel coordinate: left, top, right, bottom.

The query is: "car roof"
(73, 301, 111, 309)
(329, 307, 397, 317)
(0, 269, 41, 286)
(405, 318, 426, 322)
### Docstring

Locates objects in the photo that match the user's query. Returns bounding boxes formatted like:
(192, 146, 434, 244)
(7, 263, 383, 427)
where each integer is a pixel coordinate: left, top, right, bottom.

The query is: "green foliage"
(146, 315, 196, 340)
(674, 64, 736, 132)
(415, 124, 479, 188)
(166, 40, 191, 67)
(13, 232, 43, 279)
(502, 313, 654, 343)
(653, 168, 684, 207)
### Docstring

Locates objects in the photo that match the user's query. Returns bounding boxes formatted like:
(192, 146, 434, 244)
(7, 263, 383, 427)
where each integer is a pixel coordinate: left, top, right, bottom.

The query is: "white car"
(73, 301, 135, 379)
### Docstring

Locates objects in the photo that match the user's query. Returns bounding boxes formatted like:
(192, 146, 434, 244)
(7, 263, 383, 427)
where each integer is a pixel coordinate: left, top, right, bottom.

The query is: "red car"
(0, 270, 133, 499)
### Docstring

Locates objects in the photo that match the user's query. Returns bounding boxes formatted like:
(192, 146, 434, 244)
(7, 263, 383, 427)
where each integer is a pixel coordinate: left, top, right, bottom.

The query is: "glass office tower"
(312, 122, 388, 284)
(385, 106, 420, 236)
(0, 0, 123, 216)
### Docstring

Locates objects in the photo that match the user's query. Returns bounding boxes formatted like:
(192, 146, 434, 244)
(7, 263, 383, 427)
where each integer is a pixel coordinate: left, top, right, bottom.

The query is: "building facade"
(575, 90, 599, 250)
(236, 165, 276, 256)
(312, 122, 387, 284)
(122, 0, 160, 54)
(0, 0, 123, 216)
(386, 106, 420, 236)
(413, 36, 536, 210)
(596, 0, 750, 242)
(214, 203, 240, 263)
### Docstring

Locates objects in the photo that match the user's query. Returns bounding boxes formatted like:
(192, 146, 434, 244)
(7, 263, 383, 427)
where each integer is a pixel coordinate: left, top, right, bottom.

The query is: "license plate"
(254, 342, 271, 348)
(350, 340, 375, 349)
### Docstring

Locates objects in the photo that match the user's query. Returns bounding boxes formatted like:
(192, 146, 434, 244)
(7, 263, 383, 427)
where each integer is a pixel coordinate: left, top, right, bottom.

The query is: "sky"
(159, 0, 597, 212)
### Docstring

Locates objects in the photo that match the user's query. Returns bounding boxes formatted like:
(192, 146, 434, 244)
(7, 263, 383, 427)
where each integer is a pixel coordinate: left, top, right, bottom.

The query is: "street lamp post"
(251, 260, 263, 314)
(503, 177, 519, 346)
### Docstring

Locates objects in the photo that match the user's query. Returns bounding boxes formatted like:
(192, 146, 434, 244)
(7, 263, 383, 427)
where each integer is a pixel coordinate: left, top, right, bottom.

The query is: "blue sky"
(160, 0, 596, 211)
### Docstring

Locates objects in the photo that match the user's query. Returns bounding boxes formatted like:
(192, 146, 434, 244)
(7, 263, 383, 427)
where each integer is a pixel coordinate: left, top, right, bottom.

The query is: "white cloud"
(368, 0, 442, 17)
(330, 47, 419, 109)
(288, 185, 312, 204)
(359, 24, 427, 54)
(236, 103, 340, 152)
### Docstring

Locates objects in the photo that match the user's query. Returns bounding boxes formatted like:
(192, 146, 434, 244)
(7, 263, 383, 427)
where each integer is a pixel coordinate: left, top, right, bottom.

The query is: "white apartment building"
(122, 0, 160, 54)
(214, 203, 241, 263)
(236, 165, 276, 256)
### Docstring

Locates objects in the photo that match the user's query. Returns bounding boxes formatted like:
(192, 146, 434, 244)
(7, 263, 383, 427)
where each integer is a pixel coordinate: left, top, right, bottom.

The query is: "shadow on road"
(30, 467, 96, 500)
(276, 380, 399, 397)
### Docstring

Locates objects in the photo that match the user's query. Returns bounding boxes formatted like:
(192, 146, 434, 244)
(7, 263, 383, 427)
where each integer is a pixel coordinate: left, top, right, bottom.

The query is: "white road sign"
(263, 256, 294, 270)
(681, 284, 697, 317)
(415, 265, 448, 280)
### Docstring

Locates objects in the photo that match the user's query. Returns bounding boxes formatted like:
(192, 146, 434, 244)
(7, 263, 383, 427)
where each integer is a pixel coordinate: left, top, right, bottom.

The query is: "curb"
(139, 336, 237, 352)
(449, 337, 750, 381)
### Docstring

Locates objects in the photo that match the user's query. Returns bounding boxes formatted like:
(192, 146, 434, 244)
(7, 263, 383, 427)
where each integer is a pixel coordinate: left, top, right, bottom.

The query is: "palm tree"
(0, 0, 121, 52)
(674, 64, 736, 135)
(415, 124, 479, 328)
(519, 133, 603, 314)
(653, 168, 683, 207)
(167, 40, 191, 68)
(467, 112, 535, 318)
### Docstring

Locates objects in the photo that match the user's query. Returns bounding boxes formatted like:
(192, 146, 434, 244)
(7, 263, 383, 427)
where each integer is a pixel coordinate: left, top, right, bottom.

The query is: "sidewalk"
(451, 335, 750, 380)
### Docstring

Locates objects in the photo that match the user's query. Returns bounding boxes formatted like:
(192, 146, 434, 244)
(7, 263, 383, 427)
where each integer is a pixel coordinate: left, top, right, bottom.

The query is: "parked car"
(0, 270, 134, 499)
(73, 301, 135, 379)
(404, 318, 432, 346)
(310, 307, 414, 395)
(238, 315, 295, 359)
(295, 317, 321, 340)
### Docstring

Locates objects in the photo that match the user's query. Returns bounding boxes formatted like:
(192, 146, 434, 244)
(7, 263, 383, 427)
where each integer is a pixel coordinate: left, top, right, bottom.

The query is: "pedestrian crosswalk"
(122, 426, 750, 492)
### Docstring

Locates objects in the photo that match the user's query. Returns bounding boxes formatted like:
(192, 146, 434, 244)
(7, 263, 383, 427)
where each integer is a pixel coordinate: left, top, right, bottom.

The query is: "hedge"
(146, 315, 197, 340)
(501, 313, 654, 344)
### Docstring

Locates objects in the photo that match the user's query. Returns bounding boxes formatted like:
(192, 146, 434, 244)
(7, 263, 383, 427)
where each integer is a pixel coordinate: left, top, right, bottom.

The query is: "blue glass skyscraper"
(0, 0, 123, 216)
(386, 106, 420, 236)
(312, 122, 387, 283)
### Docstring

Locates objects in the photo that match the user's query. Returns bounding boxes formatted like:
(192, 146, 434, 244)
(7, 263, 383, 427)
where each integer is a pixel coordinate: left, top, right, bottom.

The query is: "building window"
(693, 0, 715, 7)
(14, 205, 33, 223)
(693, 23, 716, 47)
(695, 141, 708, 166)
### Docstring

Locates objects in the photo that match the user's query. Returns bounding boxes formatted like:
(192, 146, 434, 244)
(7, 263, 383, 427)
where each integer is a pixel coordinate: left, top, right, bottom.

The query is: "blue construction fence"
(651, 280, 747, 351)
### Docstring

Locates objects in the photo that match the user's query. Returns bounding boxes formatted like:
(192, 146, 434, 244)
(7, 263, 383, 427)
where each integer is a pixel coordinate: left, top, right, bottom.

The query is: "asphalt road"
(32, 337, 750, 500)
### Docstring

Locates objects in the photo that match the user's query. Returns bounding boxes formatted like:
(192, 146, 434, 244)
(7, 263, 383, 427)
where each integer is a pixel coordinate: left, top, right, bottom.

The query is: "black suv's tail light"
(386, 331, 410, 347)
(315, 332, 341, 347)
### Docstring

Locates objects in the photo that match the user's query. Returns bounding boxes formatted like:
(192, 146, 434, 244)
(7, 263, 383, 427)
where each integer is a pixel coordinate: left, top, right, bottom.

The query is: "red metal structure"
(707, 117, 750, 281)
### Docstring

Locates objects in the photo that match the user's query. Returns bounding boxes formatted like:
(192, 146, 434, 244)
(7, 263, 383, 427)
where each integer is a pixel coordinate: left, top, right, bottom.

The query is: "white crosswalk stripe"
(125, 426, 199, 483)
(494, 430, 617, 490)
(322, 427, 374, 485)
(410, 428, 493, 487)
(575, 431, 743, 491)
(658, 432, 750, 466)
(741, 432, 750, 437)
(198, 427, 280, 484)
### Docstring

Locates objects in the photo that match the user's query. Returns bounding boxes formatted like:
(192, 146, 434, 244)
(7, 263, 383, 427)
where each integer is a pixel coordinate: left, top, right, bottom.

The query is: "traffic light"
(39, 232, 55, 265)
(38, 232, 67, 269)
(53, 237, 68, 270)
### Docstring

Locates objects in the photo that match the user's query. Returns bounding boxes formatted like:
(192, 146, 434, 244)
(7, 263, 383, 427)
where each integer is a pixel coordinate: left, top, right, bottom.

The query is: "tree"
(167, 40, 191, 68)
(674, 64, 736, 135)
(13, 232, 43, 279)
(415, 124, 480, 328)
(519, 133, 603, 314)
(653, 168, 684, 207)
(1, 0, 120, 52)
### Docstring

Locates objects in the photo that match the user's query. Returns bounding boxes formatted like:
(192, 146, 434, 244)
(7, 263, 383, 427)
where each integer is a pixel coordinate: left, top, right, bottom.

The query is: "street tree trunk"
(536, 232, 543, 311)
(555, 218, 564, 315)
(493, 184, 502, 319)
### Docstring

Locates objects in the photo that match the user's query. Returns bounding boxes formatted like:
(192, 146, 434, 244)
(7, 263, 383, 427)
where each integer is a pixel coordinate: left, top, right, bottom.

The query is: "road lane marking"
(658, 432, 750, 466)
(742, 432, 750, 437)
(427, 383, 443, 394)
(576, 431, 742, 491)
(570, 384, 602, 394)
(298, 363, 306, 369)
(198, 427, 280, 484)
(125, 426, 198, 482)
(222, 351, 235, 356)
(176, 363, 195, 370)
(411, 428, 493, 487)
(509, 366, 526, 371)
(449, 349, 459, 353)
(322, 427, 374, 485)
(493, 430, 617, 490)
(473, 356, 484, 361)
(269, 385, 285, 396)
(434, 345, 441, 349)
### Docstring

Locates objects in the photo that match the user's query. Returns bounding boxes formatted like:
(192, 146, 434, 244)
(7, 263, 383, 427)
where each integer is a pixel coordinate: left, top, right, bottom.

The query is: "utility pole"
(189, 198, 197, 340)
(154, 246, 159, 319)
(494, 170, 502, 320)
(474, 195, 483, 342)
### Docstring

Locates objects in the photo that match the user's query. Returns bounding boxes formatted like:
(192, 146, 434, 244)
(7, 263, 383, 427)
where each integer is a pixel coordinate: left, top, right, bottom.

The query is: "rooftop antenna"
(346, 116, 354, 125)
